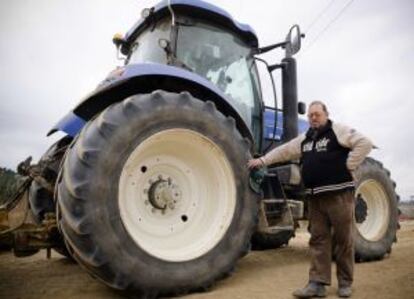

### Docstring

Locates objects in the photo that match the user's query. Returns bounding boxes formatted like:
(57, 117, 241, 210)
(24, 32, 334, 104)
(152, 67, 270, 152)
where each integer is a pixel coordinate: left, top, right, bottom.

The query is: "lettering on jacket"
(300, 121, 353, 195)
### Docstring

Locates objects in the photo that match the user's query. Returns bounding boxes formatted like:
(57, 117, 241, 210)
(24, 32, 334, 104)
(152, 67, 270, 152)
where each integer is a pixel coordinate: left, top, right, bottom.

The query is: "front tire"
(57, 91, 258, 296)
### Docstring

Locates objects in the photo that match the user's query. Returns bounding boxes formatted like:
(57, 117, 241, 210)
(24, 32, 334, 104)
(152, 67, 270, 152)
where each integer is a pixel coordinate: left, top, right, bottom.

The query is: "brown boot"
(292, 282, 326, 298)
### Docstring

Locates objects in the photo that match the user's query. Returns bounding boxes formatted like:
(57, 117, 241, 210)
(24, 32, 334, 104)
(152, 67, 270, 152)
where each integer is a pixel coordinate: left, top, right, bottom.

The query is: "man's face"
(307, 104, 328, 129)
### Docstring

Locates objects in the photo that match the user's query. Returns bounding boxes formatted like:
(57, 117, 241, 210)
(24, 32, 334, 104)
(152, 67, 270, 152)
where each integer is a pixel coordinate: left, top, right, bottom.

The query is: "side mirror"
(298, 102, 306, 115)
(285, 25, 303, 57)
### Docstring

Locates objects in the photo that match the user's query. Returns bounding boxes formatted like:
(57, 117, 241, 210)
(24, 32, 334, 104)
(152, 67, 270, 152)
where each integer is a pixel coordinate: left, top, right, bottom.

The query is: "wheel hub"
(355, 193, 368, 223)
(147, 176, 181, 213)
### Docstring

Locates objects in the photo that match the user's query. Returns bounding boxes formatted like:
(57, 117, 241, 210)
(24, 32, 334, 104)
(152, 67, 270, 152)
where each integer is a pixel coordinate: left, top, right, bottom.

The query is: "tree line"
(0, 167, 20, 206)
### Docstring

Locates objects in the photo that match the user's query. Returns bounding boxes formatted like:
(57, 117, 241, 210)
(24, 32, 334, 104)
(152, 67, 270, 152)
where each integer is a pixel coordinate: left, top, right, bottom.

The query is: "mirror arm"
(255, 41, 288, 55)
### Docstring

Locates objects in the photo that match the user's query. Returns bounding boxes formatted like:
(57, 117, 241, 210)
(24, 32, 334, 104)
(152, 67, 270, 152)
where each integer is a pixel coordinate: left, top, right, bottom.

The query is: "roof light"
(158, 38, 170, 50)
(112, 33, 125, 48)
(141, 8, 151, 18)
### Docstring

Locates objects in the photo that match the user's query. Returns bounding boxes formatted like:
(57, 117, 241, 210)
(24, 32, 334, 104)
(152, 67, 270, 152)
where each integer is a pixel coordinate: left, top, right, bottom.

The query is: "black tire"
(57, 91, 259, 297)
(251, 230, 295, 250)
(353, 157, 399, 262)
(29, 181, 55, 223)
(28, 136, 72, 223)
(27, 136, 73, 258)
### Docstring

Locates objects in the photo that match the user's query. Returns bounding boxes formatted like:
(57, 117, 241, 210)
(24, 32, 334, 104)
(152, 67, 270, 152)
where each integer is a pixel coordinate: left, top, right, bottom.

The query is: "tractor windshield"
(126, 18, 262, 147)
(176, 21, 261, 134)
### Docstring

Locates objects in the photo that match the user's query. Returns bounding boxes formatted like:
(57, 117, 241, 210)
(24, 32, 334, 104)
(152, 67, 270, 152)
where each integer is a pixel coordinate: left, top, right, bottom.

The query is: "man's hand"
(247, 158, 265, 170)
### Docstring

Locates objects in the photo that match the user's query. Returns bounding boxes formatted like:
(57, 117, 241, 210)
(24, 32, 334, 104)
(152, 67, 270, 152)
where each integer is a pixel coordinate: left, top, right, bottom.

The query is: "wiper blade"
(172, 57, 194, 72)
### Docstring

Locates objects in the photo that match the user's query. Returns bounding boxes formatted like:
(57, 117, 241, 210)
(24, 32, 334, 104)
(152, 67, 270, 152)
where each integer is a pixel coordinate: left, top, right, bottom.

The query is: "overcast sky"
(0, 0, 413, 200)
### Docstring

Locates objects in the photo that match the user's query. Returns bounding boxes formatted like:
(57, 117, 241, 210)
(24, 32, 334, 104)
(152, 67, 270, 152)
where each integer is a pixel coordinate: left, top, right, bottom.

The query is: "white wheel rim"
(355, 179, 390, 241)
(118, 128, 236, 262)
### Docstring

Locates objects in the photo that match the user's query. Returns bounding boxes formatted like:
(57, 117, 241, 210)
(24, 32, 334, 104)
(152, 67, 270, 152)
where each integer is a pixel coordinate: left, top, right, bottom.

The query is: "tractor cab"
(113, 1, 304, 152)
(114, 1, 264, 148)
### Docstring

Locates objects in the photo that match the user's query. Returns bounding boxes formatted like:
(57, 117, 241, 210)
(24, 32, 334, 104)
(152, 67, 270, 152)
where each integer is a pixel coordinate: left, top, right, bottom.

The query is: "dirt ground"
(1, 221, 413, 299)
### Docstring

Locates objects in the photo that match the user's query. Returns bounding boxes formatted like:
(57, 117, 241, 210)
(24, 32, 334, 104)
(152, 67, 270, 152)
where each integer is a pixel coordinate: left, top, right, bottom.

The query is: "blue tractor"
(1, 0, 399, 297)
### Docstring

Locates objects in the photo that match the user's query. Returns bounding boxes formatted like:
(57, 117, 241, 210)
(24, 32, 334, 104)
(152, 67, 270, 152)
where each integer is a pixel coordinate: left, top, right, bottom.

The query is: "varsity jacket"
(262, 120, 373, 195)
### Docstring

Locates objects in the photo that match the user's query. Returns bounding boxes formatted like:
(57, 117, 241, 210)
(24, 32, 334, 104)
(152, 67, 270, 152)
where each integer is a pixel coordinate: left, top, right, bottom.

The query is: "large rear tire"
(57, 91, 259, 297)
(353, 157, 399, 262)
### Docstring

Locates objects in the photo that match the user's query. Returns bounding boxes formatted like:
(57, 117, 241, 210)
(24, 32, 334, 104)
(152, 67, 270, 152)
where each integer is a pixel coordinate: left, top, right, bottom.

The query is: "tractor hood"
(124, 0, 258, 48)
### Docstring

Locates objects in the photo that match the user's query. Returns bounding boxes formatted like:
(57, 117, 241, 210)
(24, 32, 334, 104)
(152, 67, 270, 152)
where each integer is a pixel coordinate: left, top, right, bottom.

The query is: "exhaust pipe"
(281, 57, 298, 142)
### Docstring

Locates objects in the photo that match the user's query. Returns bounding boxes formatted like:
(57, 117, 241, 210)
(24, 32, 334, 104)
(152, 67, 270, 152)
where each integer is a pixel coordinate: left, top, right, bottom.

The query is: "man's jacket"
(262, 120, 373, 195)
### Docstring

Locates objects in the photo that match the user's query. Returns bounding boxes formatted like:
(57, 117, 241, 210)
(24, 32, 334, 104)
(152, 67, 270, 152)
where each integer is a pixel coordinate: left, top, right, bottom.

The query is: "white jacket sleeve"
(333, 122, 374, 171)
(262, 134, 305, 166)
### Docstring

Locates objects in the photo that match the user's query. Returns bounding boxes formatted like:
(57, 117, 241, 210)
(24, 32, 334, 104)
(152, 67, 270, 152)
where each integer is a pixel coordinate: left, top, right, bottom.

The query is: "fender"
(48, 63, 253, 142)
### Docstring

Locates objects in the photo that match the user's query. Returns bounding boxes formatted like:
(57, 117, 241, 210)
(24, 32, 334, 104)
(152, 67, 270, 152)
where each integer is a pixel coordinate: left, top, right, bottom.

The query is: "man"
(248, 101, 373, 298)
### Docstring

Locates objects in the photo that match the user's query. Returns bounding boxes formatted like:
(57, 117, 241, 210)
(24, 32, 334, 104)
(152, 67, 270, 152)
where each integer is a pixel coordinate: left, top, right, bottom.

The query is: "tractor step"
(265, 225, 295, 233)
(258, 199, 295, 234)
(263, 199, 304, 220)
